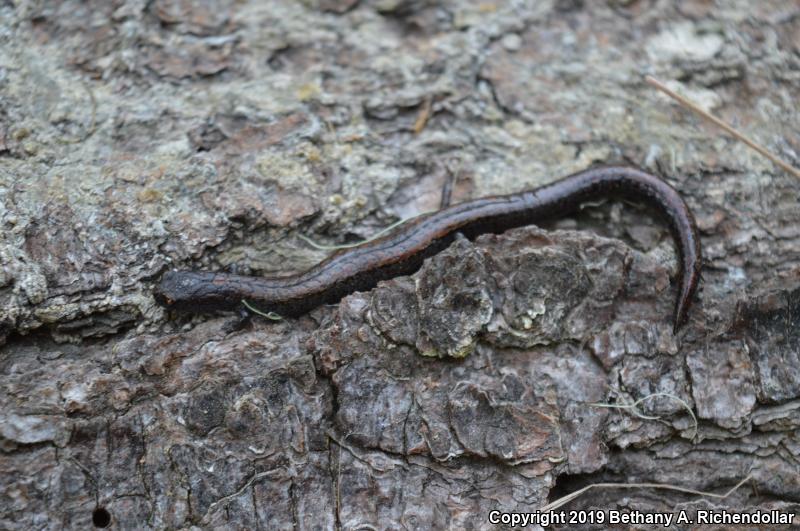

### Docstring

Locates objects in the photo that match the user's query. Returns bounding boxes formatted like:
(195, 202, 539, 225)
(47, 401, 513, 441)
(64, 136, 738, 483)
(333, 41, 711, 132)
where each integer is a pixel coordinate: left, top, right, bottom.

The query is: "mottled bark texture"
(1, 0, 800, 529)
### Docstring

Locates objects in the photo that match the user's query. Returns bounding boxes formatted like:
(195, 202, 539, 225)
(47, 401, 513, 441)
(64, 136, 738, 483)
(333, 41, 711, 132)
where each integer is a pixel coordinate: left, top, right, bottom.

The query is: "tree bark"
(1, 0, 799, 529)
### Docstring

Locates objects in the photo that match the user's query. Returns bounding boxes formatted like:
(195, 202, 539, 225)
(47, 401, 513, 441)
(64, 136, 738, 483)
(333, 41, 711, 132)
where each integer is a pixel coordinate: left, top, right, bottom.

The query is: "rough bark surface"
(1, 0, 800, 529)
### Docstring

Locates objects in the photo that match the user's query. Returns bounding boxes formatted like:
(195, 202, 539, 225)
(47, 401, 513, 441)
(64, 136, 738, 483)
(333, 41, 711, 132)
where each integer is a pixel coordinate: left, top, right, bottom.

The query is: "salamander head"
(154, 271, 240, 313)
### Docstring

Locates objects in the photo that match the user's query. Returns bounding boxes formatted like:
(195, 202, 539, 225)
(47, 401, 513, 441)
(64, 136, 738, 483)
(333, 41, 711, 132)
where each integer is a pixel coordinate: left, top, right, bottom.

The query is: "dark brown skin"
(154, 166, 702, 330)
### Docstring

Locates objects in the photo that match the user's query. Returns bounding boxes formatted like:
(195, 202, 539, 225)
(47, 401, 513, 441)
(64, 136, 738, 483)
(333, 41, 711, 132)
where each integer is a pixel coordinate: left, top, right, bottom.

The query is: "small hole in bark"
(548, 471, 610, 507)
(92, 507, 111, 528)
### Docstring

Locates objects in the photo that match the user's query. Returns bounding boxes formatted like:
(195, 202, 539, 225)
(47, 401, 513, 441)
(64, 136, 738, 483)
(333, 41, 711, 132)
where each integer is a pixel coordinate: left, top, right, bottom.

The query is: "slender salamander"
(154, 166, 702, 330)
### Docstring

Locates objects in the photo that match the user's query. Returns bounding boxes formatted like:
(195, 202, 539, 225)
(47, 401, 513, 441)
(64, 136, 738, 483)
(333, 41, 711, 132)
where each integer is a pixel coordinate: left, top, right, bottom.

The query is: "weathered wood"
(2, 0, 799, 528)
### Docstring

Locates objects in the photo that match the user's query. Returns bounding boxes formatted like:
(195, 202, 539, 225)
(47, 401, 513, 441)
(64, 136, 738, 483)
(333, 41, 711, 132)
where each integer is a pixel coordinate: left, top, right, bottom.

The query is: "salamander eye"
(153, 290, 175, 307)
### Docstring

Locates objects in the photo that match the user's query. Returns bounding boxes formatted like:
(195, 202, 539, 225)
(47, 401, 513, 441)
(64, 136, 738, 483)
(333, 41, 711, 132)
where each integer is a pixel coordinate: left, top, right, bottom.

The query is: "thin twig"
(590, 391, 698, 441)
(539, 473, 753, 512)
(241, 299, 283, 320)
(298, 212, 433, 251)
(645, 75, 800, 180)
